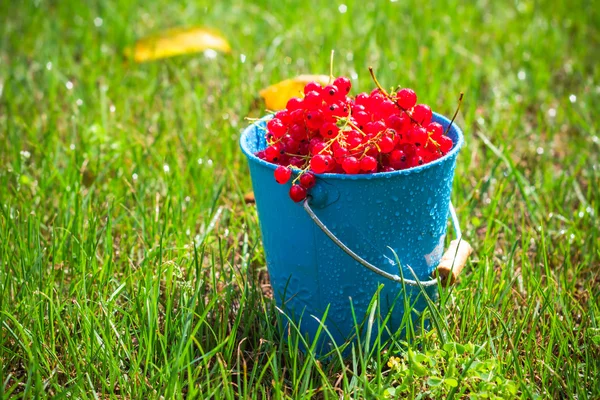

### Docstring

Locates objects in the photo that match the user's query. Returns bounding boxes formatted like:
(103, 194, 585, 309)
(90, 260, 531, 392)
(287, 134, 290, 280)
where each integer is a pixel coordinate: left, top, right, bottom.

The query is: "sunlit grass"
(0, 0, 598, 398)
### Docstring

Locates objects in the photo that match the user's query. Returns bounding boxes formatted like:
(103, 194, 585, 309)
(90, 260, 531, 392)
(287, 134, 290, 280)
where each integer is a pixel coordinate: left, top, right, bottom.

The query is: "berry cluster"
(255, 74, 455, 202)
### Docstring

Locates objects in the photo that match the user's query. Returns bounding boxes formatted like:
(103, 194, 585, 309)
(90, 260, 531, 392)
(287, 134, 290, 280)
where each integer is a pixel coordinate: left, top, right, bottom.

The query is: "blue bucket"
(240, 112, 464, 355)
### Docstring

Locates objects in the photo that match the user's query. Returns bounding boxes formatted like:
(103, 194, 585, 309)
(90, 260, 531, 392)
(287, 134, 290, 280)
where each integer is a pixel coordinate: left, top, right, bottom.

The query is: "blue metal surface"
(240, 112, 464, 356)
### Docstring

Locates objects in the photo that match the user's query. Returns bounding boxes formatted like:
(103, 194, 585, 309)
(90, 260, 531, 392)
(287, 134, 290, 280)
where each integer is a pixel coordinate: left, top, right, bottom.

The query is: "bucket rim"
(240, 111, 464, 179)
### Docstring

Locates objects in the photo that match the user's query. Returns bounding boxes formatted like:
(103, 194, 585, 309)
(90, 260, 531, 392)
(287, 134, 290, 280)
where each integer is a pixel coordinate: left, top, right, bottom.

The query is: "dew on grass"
(76, 99, 83, 106)
(569, 94, 577, 103)
(578, 211, 584, 218)
(69, 143, 75, 150)
(536, 147, 544, 155)
(548, 108, 556, 118)
(110, 105, 116, 113)
(163, 164, 170, 173)
(346, 52, 354, 61)
(350, 71, 358, 80)
(94, 17, 103, 27)
(338, 4, 347, 13)
(204, 49, 218, 59)
(517, 70, 526, 81)
(66, 81, 73, 90)
(185, 196, 191, 202)
(586, 206, 594, 215)
(240, 54, 246, 63)
(132, 173, 138, 181)
(207, 159, 213, 167)
(20, 150, 31, 159)
(46, 62, 52, 70)
(197, 158, 203, 165)
(592, 136, 599, 144)
(560, 229, 566, 235)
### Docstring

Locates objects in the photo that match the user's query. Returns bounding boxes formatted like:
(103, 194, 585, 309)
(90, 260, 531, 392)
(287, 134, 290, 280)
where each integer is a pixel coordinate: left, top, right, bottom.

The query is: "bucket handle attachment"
(303, 199, 472, 287)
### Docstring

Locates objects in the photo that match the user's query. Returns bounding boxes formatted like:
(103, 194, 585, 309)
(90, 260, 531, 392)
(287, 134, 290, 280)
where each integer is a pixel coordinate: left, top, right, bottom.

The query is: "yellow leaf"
(129, 27, 231, 63)
(259, 75, 331, 110)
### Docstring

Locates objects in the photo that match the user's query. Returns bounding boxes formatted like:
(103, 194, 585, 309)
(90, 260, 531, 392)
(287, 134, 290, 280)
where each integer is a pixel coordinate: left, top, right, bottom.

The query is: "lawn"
(1, 0, 599, 398)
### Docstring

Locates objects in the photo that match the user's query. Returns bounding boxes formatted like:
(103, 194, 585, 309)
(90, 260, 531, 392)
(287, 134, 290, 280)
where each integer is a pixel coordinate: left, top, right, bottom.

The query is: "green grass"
(1, 0, 599, 398)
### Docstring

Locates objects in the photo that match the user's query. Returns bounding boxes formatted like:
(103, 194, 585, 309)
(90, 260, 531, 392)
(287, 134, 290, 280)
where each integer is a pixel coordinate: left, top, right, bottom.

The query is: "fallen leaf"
(259, 75, 331, 110)
(128, 27, 231, 63)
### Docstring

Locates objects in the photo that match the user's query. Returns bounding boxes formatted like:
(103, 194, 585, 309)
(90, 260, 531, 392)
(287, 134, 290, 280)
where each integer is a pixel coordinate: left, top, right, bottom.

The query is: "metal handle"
(303, 198, 464, 287)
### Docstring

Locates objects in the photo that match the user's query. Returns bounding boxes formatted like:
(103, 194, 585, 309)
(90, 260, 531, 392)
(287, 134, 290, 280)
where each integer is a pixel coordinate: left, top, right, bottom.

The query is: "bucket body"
(240, 113, 464, 355)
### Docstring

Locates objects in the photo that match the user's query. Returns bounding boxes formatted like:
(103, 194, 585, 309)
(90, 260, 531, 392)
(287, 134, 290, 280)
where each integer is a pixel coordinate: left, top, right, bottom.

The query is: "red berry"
(333, 76, 352, 94)
(275, 110, 290, 125)
(360, 156, 377, 173)
(310, 154, 331, 173)
(265, 144, 283, 163)
(289, 123, 307, 141)
(427, 122, 444, 140)
(289, 184, 307, 202)
(305, 109, 324, 131)
(303, 90, 322, 109)
(378, 135, 395, 153)
(303, 81, 323, 95)
(286, 97, 303, 111)
(267, 118, 287, 138)
(410, 126, 428, 147)
(281, 135, 300, 153)
(389, 149, 409, 170)
(322, 85, 342, 102)
(397, 88, 417, 109)
(319, 122, 339, 139)
(289, 156, 305, 168)
(439, 135, 453, 153)
(355, 92, 370, 106)
(274, 166, 292, 184)
(342, 156, 361, 174)
(299, 172, 316, 189)
(290, 109, 305, 124)
(412, 104, 432, 125)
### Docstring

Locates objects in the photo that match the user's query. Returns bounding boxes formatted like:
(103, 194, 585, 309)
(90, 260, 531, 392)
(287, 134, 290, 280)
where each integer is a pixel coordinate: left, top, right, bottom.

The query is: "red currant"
(274, 165, 292, 184)
(439, 135, 453, 153)
(397, 88, 417, 109)
(289, 184, 307, 202)
(299, 172, 316, 189)
(310, 154, 331, 174)
(412, 104, 432, 125)
(303, 81, 323, 95)
(319, 122, 339, 139)
(342, 156, 361, 174)
(360, 156, 378, 173)
(267, 118, 287, 138)
(286, 97, 303, 111)
(333, 77, 352, 94)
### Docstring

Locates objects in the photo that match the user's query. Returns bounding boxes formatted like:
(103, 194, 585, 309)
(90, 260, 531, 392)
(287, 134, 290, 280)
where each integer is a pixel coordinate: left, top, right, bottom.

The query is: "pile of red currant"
(255, 74, 455, 202)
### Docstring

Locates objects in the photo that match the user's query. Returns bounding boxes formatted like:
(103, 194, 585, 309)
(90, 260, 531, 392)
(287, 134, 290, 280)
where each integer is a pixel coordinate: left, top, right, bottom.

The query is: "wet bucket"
(240, 112, 464, 356)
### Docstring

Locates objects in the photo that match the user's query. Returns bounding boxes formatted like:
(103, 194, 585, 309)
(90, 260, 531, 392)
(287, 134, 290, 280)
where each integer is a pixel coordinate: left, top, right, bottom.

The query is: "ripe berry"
(303, 90, 322, 109)
(412, 104, 433, 125)
(342, 156, 361, 174)
(275, 110, 290, 125)
(274, 166, 292, 184)
(360, 156, 378, 173)
(265, 144, 282, 163)
(289, 156, 305, 168)
(289, 184, 307, 202)
(319, 122, 339, 139)
(333, 77, 352, 94)
(267, 118, 287, 138)
(305, 109, 324, 131)
(439, 135, 453, 153)
(303, 81, 323, 95)
(389, 149, 409, 170)
(378, 135, 395, 153)
(397, 88, 417, 109)
(286, 97, 303, 111)
(410, 126, 428, 147)
(427, 122, 444, 140)
(310, 154, 331, 174)
(299, 172, 316, 189)
(322, 85, 341, 102)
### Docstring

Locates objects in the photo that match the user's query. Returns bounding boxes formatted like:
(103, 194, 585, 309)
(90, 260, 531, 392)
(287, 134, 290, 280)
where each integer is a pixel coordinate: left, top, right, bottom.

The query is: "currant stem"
(368, 66, 390, 97)
(329, 50, 335, 84)
(444, 92, 464, 136)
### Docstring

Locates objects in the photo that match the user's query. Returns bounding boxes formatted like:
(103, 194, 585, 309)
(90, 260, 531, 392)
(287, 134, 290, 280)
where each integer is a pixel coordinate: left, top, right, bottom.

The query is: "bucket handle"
(303, 199, 472, 287)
